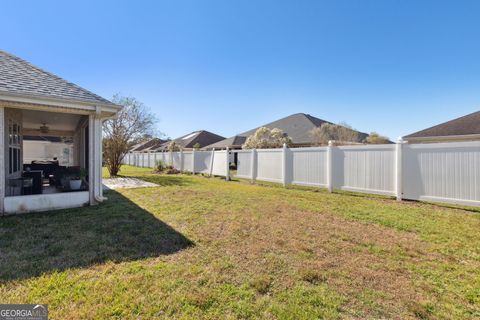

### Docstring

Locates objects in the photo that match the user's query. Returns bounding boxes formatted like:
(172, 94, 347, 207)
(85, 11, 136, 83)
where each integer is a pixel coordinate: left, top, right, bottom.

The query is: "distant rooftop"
(153, 130, 226, 151)
(205, 113, 369, 149)
(404, 110, 480, 139)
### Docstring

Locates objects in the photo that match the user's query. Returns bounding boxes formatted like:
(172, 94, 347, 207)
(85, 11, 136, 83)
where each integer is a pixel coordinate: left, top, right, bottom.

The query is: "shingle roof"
(404, 110, 480, 139)
(205, 113, 369, 149)
(0, 50, 117, 107)
(130, 138, 169, 152)
(154, 130, 225, 151)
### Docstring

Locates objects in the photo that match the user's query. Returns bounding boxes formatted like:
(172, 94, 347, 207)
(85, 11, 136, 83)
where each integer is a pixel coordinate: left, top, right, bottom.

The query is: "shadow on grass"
(0, 190, 194, 282)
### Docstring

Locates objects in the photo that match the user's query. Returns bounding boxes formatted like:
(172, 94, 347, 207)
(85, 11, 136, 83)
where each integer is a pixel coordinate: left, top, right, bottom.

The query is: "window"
(8, 119, 21, 174)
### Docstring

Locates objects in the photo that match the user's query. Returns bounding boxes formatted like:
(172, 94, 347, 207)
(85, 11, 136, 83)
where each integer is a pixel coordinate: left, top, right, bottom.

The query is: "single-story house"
(204, 113, 369, 149)
(153, 130, 225, 151)
(0, 50, 122, 214)
(403, 110, 480, 143)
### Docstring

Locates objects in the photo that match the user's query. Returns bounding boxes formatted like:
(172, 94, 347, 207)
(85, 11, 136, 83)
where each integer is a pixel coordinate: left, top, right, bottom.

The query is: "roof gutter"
(0, 91, 122, 114)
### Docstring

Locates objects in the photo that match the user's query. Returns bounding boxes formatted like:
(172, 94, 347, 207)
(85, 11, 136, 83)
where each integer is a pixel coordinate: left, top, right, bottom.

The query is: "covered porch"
(0, 50, 122, 214)
(0, 101, 107, 214)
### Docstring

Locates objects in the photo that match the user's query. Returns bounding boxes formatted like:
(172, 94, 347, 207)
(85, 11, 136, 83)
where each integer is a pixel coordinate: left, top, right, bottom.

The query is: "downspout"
(95, 111, 121, 203)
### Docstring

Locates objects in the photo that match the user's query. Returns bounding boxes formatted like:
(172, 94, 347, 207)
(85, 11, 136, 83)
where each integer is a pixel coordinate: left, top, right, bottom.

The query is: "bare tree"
(310, 122, 360, 146)
(242, 127, 292, 149)
(192, 142, 201, 150)
(168, 141, 180, 152)
(103, 94, 157, 176)
(365, 132, 390, 144)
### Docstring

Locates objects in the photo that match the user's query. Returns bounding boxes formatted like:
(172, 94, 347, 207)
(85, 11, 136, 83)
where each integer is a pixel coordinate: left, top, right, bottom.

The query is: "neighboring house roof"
(205, 113, 369, 149)
(0, 50, 119, 108)
(154, 130, 225, 151)
(130, 138, 169, 152)
(404, 110, 480, 140)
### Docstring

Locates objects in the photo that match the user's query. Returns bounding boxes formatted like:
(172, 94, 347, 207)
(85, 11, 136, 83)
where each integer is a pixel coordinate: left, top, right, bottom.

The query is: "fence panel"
(403, 141, 480, 205)
(183, 152, 193, 172)
(235, 150, 252, 179)
(334, 145, 396, 196)
(146, 153, 153, 168)
(172, 152, 182, 170)
(256, 149, 283, 183)
(195, 151, 212, 174)
(212, 151, 228, 176)
(290, 147, 328, 187)
(162, 152, 169, 164)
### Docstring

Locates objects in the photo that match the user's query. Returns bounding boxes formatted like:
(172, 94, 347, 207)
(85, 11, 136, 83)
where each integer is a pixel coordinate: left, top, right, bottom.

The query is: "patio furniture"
(24, 160, 59, 180)
(22, 177, 33, 195)
(23, 170, 43, 194)
(8, 177, 34, 196)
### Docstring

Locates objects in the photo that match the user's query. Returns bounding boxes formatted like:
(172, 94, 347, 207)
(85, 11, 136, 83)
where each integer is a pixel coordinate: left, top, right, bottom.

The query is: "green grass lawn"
(1, 165, 479, 319)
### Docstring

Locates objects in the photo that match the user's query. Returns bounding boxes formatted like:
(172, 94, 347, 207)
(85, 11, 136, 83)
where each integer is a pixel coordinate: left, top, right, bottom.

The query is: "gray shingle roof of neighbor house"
(154, 130, 226, 151)
(204, 113, 369, 149)
(0, 50, 119, 108)
(130, 138, 169, 152)
(403, 110, 480, 139)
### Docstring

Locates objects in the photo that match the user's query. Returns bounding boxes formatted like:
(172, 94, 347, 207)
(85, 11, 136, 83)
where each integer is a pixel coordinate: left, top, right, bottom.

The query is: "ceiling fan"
(39, 123, 49, 134)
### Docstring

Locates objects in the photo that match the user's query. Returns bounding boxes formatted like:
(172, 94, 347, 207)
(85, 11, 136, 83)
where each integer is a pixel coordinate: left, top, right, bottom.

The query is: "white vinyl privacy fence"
(123, 140, 480, 207)
(123, 149, 230, 178)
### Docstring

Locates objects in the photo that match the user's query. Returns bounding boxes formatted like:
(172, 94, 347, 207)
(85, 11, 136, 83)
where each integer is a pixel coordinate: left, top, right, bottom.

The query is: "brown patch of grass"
(301, 269, 327, 285)
(250, 275, 272, 294)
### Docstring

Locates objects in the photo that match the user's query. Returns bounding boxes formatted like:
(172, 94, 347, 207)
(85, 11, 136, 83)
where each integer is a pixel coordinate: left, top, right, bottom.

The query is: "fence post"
(282, 143, 288, 187)
(225, 147, 230, 181)
(396, 137, 404, 201)
(153, 151, 157, 168)
(192, 149, 196, 174)
(327, 140, 334, 192)
(180, 149, 184, 172)
(209, 148, 215, 176)
(169, 150, 173, 166)
(142, 152, 145, 167)
(251, 148, 257, 183)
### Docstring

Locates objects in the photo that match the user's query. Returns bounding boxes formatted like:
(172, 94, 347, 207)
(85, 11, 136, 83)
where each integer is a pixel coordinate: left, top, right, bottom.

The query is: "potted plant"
(69, 168, 86, 190)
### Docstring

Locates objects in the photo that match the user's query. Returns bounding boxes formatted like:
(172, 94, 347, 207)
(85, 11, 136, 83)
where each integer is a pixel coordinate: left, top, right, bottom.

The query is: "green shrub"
(154, 160, 167, 172)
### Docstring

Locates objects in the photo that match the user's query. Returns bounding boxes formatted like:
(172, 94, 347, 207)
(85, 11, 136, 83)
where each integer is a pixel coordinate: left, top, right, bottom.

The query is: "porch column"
(0, 107, 4, 214)
(88, 107, 103, 205)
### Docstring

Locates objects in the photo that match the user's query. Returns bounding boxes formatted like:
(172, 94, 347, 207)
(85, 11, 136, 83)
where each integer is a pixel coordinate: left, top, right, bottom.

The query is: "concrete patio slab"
(103, 177, 158, 190)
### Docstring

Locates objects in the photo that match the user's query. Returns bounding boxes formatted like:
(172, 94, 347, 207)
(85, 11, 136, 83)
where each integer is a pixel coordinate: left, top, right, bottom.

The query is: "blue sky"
(1, 0, 480, 140)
